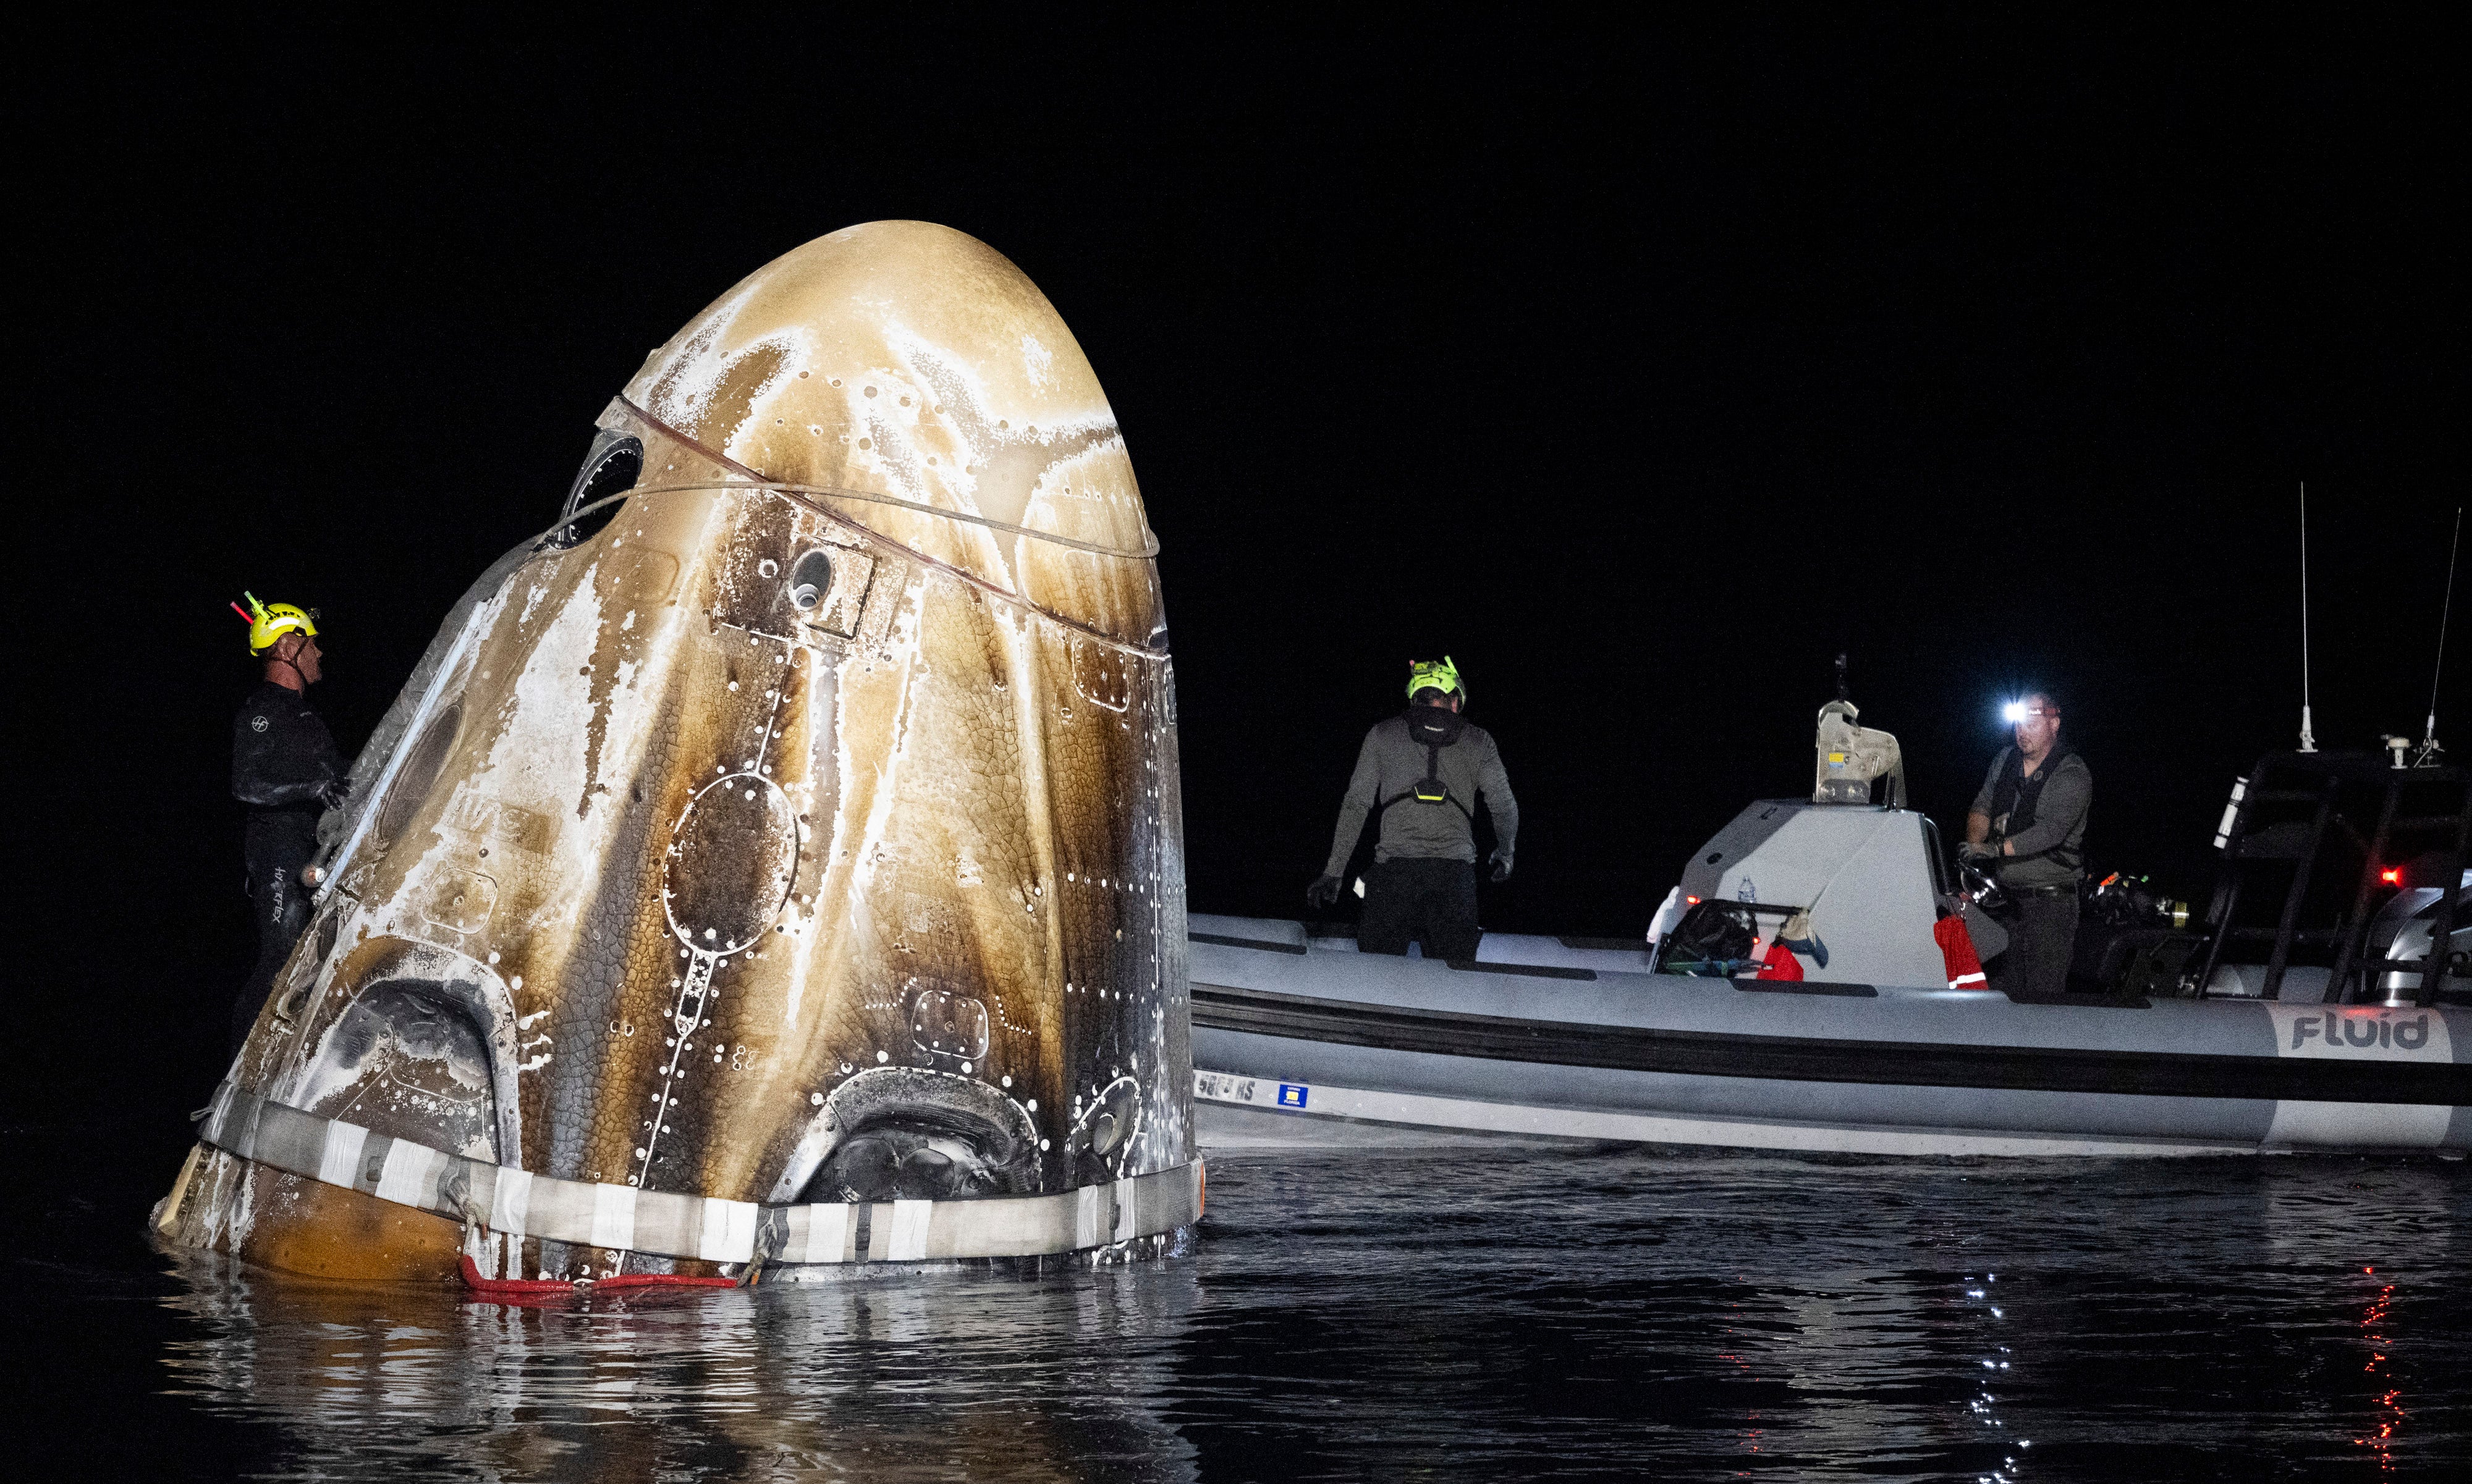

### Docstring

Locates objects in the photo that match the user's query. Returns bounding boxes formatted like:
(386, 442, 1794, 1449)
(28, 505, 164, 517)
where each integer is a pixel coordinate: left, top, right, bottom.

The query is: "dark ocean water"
(10, 1132, 2472, 1481)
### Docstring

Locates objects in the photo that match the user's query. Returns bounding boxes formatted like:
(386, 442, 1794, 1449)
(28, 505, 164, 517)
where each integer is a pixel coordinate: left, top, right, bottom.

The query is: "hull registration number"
(1196, 1071, 1312, 1111)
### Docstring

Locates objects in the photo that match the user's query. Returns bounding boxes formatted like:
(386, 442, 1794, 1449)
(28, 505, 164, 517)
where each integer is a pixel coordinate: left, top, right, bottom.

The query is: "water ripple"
(17, 1142, 2472, 1478)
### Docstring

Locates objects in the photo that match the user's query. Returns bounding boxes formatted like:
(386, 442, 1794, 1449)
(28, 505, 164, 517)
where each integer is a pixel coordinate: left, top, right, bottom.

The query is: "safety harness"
(1988, 744, 2084, 870)
(1386, 706, 1473, 818)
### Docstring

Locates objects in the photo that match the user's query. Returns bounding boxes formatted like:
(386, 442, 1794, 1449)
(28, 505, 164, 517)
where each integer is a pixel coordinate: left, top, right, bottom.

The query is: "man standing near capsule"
(1963, 689, 2091, 997)
(1309, 657, 1518, 961)
(228, 594, 348, 1052)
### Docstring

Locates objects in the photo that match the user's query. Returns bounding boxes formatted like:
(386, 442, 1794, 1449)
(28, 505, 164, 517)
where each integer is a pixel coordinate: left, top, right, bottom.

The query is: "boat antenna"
(2298, 481, 2317, 753)
(2416, 505, 2462, 766)
(1835, 651, 1850, 703)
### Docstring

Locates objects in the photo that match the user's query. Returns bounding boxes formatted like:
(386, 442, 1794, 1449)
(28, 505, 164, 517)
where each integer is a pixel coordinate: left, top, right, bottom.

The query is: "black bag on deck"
(1661, 900, 1756, 974)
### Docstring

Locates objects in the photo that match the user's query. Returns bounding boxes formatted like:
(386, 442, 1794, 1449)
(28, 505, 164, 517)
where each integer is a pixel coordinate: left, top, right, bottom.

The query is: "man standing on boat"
(1963, 690, 2091, 997)
(1308, 657, 1518, 961)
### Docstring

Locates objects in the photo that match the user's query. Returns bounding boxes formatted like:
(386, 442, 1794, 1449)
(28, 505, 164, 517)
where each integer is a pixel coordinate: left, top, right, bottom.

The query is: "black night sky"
(14, 14, 2464, 1120)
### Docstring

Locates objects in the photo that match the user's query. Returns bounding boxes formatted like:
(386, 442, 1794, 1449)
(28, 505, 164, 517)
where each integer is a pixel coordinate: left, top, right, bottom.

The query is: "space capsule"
(157, 221, 1198, 1283)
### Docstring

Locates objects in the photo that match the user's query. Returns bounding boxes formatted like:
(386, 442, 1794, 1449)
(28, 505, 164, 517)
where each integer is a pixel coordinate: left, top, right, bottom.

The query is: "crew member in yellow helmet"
(1308, 656, 1518, 959)
(228, 592, 348, 1052)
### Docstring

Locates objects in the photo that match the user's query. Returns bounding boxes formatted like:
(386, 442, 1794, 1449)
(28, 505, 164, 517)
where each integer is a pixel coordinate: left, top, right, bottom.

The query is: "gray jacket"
(1323, 715, 1518, 873)
(1970, 747, 2092, 889)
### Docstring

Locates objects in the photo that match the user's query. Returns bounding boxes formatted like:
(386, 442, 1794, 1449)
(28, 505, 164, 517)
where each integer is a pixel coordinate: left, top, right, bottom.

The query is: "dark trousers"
(1992, 890, 2079, 999)
(1358, 857, 1481, 961)
(235, 843, 313, 1053)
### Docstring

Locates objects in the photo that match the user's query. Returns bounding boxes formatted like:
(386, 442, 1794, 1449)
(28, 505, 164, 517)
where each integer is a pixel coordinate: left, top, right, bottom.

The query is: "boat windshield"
(1921, 817, 1952, 898)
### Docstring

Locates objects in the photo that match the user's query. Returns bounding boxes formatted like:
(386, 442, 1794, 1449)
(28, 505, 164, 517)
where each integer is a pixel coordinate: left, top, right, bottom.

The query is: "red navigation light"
(1685, 895, 1701, 905)
(2380, 868, 2403, 885)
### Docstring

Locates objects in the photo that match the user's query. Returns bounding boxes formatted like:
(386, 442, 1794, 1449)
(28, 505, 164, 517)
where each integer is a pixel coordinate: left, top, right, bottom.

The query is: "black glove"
(318, 777, 352, 812)
(1306, 874, 1344, 910)
(1958, 840, 1997, 862)
(1489, 850, 1513, 883)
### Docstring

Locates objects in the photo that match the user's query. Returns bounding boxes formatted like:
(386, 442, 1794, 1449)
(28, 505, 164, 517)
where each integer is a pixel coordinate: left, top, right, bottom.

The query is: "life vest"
(1987, 744, 2083, 869)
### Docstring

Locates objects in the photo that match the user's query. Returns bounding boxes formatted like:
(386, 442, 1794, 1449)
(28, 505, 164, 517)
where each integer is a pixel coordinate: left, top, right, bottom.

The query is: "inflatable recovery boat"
(1192, 701, 2472, 1156)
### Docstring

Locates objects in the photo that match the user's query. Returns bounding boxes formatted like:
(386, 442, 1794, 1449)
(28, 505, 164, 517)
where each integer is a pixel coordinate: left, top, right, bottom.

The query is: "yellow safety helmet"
(236, 591, 319, 655)
(1406, 656, 1464, 702)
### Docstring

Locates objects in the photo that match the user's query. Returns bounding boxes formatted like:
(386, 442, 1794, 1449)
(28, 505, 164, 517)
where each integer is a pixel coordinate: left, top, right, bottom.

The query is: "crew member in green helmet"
(230, 593, 349, 1052)
(1309, 657, 1518, 960)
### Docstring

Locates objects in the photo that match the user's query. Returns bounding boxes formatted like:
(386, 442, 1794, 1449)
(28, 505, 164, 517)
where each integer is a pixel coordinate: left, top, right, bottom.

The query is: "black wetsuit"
(231, 681, 345, 1051)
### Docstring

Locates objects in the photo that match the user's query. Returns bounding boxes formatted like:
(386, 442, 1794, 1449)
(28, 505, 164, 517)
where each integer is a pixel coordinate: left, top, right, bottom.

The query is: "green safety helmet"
(1405, 656, 1464, 702)
(237, 591, 319, 655)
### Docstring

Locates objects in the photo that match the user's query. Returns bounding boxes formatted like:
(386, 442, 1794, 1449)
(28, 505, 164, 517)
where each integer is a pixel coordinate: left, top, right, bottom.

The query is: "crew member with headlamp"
(1963, 690, 2092, 998)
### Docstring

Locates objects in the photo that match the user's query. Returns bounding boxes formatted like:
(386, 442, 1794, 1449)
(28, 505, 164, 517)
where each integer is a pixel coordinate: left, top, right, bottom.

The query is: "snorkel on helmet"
(232, 591, 320, 655)
(1406, 655, 1465, 705)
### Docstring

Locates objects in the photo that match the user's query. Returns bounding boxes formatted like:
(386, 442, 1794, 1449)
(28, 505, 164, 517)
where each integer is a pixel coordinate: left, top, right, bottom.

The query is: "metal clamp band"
(193, 1082, 1200, 1267)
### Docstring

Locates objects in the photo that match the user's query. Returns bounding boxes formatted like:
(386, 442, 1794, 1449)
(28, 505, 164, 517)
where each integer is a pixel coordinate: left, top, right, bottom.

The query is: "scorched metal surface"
(158, 221, 1197, 1283)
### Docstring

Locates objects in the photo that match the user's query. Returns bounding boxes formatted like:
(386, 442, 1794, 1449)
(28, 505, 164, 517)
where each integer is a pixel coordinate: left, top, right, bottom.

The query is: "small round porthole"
(788, 549, 833, 612)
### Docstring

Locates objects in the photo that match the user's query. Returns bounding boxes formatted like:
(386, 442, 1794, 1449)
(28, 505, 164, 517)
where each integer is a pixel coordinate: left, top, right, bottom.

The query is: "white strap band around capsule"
(194, 1082, 1200, 1266)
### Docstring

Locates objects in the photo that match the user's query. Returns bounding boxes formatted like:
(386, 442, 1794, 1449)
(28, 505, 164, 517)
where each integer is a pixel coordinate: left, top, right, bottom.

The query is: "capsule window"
(299, 980, 499, 1161)
(554, 431, 644, 547)
(788, 549, 834, 611)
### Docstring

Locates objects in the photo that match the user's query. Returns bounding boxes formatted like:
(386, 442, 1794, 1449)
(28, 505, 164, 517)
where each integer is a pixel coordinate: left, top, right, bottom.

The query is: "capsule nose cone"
(617, 220, 1157, 639)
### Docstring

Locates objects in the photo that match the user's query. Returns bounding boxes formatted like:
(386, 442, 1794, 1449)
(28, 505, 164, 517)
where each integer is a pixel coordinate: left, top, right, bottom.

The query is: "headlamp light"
(2002, 701, 2027, 724)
